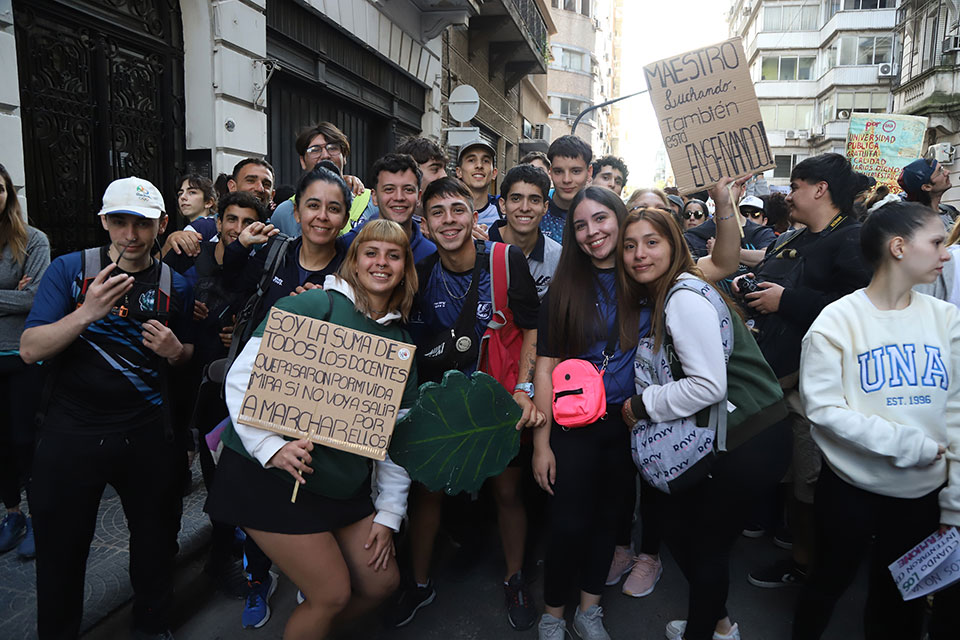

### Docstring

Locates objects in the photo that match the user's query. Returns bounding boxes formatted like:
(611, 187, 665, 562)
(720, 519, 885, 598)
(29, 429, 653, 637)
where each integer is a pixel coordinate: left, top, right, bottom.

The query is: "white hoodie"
(800, 290, 960, 525)
(224, 275, 413, 531)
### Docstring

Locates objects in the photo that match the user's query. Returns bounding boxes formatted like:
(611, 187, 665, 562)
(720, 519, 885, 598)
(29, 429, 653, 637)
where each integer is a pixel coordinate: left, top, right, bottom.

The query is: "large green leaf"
(390, 370, 522, 495)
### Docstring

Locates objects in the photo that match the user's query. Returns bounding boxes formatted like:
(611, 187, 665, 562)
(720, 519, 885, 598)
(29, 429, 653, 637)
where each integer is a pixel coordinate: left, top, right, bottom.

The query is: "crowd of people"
(0, 121, 959, 640)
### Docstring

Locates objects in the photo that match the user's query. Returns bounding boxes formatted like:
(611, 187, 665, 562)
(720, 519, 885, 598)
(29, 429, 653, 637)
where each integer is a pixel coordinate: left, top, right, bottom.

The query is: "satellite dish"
(448, 85, 480, 125)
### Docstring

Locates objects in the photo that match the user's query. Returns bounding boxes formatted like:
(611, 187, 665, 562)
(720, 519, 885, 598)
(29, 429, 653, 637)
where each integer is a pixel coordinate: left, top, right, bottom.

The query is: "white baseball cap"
(740, 195, 764, 211)
(98, 177, 166, 219)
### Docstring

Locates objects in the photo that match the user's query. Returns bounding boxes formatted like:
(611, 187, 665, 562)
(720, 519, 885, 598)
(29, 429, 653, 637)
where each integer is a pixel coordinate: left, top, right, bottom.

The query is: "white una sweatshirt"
(800, 290, 960, 526)
(224, 276, 412, 532)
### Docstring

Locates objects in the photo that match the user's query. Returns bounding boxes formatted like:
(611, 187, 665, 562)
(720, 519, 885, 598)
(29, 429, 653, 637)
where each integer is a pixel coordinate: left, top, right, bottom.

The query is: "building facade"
(892, 0, 960, 206)
(545, 0, 619, 155)
(729, 0, 898, 188)
(2, 0, 555, 254)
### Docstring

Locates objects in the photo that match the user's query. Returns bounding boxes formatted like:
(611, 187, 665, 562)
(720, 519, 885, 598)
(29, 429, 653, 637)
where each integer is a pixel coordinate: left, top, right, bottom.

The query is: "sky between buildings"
(620, 0, 731, 190)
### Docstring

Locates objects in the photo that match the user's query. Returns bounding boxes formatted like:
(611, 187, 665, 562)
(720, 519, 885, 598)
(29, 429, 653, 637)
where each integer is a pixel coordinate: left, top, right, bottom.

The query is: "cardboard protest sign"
(644, 37, 775, 194)
(888, 528, 960, 600)
(237, 307, 416, 461)
(846, 113, 929, 194)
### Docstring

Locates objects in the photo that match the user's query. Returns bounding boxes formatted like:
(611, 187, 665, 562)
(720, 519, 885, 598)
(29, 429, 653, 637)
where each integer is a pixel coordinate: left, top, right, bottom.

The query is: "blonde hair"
(626, 188, 671, 212)
(337, 219, 418, 321)
(948, 215, 960, 247)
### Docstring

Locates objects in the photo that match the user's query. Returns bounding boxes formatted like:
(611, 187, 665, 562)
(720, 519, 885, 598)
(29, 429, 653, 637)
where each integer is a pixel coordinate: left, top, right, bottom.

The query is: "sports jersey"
(164, 243, 245, 366)
(25, 247, 194, 434)
(184, 216, 218, 242)
(537, 268, 650, 404)
(411, 241, 539, 375)
(488, 221, 561, 301)
(221, 235, 348, 328)
(476, 194, 502, 228)
(540, 198, 568, 244)
(342, 217, 437, 263)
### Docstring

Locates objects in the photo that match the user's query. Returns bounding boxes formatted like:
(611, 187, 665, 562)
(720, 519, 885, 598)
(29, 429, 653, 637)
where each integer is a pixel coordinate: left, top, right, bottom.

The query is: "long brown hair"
(617, 207, 741, 351)
(0, 165, 28, 265)
(547, 186, 630, 356)
(337, 219, 418, 321)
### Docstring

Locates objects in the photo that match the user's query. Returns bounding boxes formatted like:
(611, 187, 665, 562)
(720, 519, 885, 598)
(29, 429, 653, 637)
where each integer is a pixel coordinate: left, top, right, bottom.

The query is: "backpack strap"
(77, 247, 103, 305)
(662, 278, 735, 451)
(486, 242, 510, 330)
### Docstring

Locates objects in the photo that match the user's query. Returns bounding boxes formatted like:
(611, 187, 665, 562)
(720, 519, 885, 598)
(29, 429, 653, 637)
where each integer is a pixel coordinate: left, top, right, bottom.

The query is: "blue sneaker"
(16, 516, 35, 559)
(0, 512, 26, 553)
(242, 571, 278, 629)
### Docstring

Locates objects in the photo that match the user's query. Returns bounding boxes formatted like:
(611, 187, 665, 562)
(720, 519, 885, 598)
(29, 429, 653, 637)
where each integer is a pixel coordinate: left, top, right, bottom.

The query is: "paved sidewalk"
(0, 463, 211, 640)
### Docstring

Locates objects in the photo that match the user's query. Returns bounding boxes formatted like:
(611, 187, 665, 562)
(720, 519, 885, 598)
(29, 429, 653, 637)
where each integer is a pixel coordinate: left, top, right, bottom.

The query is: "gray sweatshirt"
(0, 226, 50, 352)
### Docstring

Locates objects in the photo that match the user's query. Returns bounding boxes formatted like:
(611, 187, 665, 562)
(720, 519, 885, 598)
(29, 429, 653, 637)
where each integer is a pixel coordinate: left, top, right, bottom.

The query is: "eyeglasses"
(683, 210, 705, 220)
(305, 142, 342, 157)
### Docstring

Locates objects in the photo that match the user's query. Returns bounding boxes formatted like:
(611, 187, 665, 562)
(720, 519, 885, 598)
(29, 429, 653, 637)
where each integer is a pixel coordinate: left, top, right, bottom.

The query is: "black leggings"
(613, 473, 665, 556)
(0, 356, 42, 509)
(793, 463, 958, 640)
(663, 417, 792, 640)
(543, 407, 635, 607)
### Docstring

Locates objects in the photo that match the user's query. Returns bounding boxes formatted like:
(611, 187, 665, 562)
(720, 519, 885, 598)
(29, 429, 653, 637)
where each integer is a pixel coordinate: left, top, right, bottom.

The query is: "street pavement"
(66, 478, 868, 640)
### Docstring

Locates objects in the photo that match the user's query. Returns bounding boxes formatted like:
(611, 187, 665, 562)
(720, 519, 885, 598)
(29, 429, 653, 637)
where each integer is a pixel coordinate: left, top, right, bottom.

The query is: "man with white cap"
(455, 138, 502, 229)
(21, 177, 195, 640)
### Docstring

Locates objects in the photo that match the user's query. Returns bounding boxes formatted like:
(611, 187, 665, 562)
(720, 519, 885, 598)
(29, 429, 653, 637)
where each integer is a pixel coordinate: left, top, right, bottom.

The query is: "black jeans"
(0, 355, 42, 509)
(29, 424, 185, 638)
(793, 463, 952, 640)
(663, 417, 792, 640)
(543, 407, 635, 607)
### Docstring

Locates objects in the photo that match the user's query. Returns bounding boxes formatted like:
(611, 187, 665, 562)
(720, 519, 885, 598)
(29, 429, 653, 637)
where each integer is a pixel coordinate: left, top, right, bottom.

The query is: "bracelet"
(717, 212, 735, 221)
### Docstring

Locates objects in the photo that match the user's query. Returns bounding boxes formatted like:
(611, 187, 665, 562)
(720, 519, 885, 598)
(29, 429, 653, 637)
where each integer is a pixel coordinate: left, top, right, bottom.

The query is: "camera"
(738, 276, 763, 296)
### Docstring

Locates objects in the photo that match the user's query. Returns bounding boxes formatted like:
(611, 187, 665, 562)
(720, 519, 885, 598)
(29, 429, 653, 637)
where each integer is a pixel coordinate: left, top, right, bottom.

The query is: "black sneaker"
(384, 581, 436, 628)
(773, 527, 794, 551)
(747, 558, 806, 588)
(504, 572, 537, 631)
(741, 524, 766, 538)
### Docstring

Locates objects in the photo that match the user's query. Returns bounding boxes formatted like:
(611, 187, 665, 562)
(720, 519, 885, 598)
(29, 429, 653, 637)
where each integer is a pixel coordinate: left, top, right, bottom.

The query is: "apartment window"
(562, 49, 587, 72)
(830, 35, 893, 66)
(581, 0, 590, 16)
(552, 0, 559, 7)
(763, 4, 818, 32)
(559, 98, 589, 119)
(760, 104, 814, 130)
(827, 0, 892, 20)
(837, 91, 888, 116)
(774, 154, 808, 178)
(761, 55, 816, 80)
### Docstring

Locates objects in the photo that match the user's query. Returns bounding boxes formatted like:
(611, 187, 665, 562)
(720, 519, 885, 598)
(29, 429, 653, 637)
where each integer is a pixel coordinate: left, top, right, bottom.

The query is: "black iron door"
(13, 0, 185, 255)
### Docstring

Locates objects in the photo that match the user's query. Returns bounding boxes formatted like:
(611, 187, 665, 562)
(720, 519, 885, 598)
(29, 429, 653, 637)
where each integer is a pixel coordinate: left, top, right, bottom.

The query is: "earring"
(399, 279, 405, 287)
(896, 254, 904, 260)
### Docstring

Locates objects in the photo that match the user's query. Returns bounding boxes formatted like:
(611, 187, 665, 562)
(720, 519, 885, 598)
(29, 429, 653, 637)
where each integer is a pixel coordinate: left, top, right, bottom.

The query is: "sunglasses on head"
(683, 210, 705, 220)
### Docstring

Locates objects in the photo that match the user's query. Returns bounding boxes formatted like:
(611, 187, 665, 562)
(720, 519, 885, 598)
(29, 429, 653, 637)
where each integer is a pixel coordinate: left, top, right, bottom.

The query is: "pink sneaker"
(605, 546, 635, 586)
(622, 553, 662, 597)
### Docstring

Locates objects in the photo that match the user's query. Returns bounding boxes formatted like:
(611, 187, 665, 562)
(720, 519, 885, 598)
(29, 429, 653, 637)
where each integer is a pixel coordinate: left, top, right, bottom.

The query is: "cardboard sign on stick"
(644, 37, 775, 194)
(845, 113, 929, 195)
(237, 307, 416, 461)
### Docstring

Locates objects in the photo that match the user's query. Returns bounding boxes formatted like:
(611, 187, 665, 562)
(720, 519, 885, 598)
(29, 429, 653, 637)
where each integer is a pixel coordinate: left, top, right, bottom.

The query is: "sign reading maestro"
(238, 307, 416, 461)
(644, 37, 775, 194)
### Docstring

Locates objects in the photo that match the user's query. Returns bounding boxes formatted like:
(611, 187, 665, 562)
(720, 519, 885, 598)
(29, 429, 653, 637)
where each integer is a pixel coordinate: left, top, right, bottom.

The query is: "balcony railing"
(509, 0, 549, 59)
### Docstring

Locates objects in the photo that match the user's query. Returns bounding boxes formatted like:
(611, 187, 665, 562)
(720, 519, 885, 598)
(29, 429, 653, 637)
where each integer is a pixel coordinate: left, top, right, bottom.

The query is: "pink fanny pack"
(551, 358, 608, 427)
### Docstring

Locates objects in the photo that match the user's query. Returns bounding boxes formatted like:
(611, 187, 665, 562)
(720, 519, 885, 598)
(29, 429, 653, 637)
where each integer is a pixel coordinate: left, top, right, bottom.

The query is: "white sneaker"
(573, 605, 611, 640)
(539, 613, 569, 640)
(666, 620, 741, 640)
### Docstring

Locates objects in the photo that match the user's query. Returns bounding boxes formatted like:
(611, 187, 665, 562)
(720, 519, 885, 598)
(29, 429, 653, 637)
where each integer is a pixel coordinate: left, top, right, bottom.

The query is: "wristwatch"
(514, 382, 535, 398)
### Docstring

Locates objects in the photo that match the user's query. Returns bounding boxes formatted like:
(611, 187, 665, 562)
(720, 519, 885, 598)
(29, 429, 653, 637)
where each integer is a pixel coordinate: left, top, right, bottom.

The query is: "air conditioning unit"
(797, 129, 811, 140)
(929, 142, 956, 164)
(837, 109, 852, 120)
(943, 36, 960, 53)
(878, 62, 896, 77)
(531, 123, 552, 141)
(785, 129, 798, 139)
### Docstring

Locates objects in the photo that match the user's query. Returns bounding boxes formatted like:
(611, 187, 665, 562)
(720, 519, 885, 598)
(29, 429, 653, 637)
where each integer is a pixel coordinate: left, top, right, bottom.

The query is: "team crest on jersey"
(139, 288, 157, 311)
(477, 302, 492, 321)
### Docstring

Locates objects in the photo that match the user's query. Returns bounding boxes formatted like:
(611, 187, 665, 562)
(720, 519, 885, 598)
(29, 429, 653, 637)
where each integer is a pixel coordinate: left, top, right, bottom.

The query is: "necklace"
(438, 266, 468, 300)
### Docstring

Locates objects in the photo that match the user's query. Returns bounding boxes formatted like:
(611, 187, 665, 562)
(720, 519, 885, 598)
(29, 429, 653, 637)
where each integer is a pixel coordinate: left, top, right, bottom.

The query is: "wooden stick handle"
(291, 477, 301, 503)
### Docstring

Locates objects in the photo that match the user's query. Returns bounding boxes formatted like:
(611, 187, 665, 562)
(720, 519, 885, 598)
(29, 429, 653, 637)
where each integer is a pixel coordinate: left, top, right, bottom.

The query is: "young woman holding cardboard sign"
(205, 218, 419, 640)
